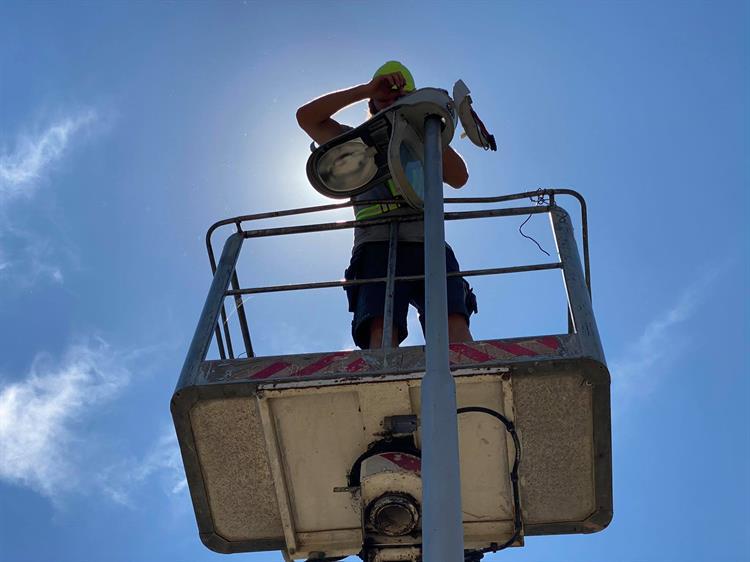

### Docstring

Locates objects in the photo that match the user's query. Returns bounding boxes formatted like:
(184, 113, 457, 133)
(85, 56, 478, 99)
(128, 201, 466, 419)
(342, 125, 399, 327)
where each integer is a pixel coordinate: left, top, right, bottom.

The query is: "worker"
(296, 61, 477, 349)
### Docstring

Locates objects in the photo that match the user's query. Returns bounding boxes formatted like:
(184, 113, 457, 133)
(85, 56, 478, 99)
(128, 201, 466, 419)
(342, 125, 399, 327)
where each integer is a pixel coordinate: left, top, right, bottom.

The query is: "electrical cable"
(353, 409, 520, 561)
(457, 406, 523, 561)
(518, 189, 551, 256)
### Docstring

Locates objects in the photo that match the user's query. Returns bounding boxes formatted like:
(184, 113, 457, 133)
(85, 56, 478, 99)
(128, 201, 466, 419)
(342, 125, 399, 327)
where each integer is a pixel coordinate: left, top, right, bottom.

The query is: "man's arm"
(443, 146, 469, 188)
(297, 73, 409, 144)
(297, 74, 469, 188)
(296, 84, 371, 145)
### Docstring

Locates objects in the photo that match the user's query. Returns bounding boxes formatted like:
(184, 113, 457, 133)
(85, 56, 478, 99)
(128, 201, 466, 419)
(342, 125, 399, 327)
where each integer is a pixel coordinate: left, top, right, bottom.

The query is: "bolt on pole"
(420, 114, 464, 561)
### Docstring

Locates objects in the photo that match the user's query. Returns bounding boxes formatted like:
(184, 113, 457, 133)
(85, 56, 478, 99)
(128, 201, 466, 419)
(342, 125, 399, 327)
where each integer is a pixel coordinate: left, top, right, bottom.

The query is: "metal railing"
(202, 189, 591, 361)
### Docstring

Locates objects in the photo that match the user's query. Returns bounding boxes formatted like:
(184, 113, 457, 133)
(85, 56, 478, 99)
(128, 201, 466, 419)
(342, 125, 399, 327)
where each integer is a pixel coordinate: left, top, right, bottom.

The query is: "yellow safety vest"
(354, 179, 403, 220)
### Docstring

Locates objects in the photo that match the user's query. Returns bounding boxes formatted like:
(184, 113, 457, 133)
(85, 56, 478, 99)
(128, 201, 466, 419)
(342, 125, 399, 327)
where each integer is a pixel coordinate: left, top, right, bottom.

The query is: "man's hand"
(296, 83, 372, 145)
(366, 72, 407, 106)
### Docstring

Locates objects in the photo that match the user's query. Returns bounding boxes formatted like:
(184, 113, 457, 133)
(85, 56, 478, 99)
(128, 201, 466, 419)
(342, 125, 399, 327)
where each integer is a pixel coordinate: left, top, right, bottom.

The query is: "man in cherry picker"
(296, 61, 477, 349)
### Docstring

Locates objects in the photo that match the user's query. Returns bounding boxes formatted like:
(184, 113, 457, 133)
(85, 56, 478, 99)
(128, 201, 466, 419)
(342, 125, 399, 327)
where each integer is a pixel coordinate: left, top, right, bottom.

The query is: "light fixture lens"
(368, 493, 420, 537)
(317, 139, 377, 194)
(398, 141, 424, 202)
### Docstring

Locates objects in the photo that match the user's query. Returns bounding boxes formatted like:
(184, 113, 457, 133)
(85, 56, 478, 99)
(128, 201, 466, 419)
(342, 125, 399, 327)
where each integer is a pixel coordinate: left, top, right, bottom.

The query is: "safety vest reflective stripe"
(384, 178, 398, 197)
(356, 202, 402, 220)
(355, 179, 403, 220)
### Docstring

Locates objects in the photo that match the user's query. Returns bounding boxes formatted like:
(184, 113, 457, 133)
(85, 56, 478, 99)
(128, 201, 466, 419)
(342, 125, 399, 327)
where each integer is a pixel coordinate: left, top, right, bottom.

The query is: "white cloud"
(0, 110, 96, 198)
(610, 267, 720, 401)
(0, 340, 129, 499)
(0, 222, 66, 285)
(97, 426, 187, 508)
(0, 109, 98, 286)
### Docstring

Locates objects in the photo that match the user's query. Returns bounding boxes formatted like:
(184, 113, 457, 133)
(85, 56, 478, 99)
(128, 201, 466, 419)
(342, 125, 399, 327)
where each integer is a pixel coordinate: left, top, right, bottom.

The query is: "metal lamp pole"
(420, 114, 464, 561)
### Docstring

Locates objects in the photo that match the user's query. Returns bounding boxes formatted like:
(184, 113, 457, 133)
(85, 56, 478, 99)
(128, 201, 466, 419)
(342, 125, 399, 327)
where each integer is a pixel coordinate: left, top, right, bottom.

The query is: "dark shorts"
(344, 242, 478, 349)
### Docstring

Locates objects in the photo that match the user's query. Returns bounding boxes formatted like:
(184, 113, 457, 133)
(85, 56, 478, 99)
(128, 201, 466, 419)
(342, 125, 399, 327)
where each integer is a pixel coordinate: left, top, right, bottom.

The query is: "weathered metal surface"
(550, 207, 604, 362)
(225, 262, 562, 297)
(176, 232, 243, 391)
(253, 372, 513, 558)
(360, 453, 422, 537)
(191, 398, 283, 541)
(382, 222, 399, 350)
(194, 336, 572, 386)
(173, 193, 611, 558)
(420, 114, 463, 562)
(172, 347, 611, 557)
(204, 190, 590, 361)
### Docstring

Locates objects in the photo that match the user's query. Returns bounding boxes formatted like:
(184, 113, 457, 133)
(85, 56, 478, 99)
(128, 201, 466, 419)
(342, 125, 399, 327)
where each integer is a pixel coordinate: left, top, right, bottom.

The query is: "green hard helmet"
(373, 60, 416, 92)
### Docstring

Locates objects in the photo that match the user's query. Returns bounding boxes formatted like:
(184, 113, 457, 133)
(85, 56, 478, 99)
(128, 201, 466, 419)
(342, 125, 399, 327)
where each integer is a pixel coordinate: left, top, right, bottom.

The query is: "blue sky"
(1, 1, 748, 561)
